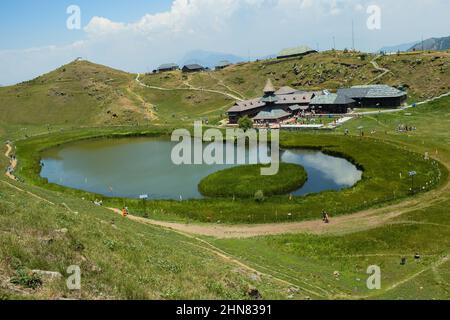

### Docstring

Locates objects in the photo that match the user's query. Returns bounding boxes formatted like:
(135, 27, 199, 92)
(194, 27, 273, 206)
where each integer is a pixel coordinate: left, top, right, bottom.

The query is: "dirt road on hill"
(367, 55, 392, 85)
(135, 73, 244, 101)
(4, 143, 17, 180)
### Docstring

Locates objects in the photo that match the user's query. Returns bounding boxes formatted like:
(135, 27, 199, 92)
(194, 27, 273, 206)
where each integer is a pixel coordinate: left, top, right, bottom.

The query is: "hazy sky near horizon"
(1, 0, 449, 85)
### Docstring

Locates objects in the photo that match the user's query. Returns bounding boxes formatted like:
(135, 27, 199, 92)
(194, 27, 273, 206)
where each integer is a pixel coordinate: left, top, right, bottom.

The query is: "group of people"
(397, 124, 417, 132)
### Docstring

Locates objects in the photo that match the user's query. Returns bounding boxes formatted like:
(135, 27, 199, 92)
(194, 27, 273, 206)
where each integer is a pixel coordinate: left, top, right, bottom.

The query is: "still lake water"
(40, 137, 362, 199)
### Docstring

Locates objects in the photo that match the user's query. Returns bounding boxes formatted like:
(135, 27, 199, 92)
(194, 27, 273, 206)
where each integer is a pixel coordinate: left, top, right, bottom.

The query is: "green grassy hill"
(1, 52, 450, 300)
(0, 60, 151, 126)
(141, 50, 450, 104)
(2, 51, 448, 129)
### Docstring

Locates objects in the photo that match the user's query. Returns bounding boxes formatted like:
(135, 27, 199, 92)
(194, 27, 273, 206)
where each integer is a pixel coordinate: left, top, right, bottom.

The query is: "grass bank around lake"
(13, 128, 446, 224)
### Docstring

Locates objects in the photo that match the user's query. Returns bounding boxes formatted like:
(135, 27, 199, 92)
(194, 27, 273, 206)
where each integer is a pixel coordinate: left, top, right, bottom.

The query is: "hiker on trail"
(322, 210, 330, 224)
(122, 207, 129, 218)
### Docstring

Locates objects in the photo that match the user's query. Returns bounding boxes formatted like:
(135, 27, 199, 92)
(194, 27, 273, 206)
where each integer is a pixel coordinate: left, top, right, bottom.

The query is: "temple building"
(227, 79, 318, 124)
(226, 80, 408, 125)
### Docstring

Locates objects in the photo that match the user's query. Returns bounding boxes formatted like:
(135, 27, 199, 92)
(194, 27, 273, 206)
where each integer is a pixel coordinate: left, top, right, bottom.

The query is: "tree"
(238, 116, 253, 131)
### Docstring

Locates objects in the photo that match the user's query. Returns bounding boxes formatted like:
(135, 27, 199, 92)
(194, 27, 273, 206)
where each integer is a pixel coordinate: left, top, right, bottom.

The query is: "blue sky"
(1, 0, 449, 85)
(0, 0, 172, 50)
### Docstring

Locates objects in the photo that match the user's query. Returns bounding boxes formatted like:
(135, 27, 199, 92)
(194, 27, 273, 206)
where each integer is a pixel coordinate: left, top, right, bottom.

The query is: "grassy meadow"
(210, 96, 450, 300)
(1, 52, 450, 300)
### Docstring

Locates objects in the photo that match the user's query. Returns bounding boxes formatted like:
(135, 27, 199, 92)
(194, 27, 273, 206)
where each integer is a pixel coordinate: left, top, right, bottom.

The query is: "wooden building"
(227, 79, 319, 124)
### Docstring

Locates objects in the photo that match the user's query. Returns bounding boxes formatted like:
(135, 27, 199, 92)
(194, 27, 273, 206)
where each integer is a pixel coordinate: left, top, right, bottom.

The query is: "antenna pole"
(352, 20, 355, 51)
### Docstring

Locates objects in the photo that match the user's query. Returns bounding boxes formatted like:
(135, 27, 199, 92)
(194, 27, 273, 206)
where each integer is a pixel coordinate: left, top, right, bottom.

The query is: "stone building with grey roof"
(337, 85, 407, 108)
(182, 64, 205, 73)
(309, 94, 356, 114)
(277, 46, 317, 59)
(157, 63, 179, 72)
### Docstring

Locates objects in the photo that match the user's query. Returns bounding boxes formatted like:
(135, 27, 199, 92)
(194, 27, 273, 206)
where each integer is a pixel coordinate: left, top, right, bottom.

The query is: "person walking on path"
(322, 210, 330, 224)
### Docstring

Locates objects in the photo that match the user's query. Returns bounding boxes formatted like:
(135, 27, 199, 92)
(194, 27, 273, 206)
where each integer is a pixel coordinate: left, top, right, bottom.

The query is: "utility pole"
(333, 36, 336, 50)
(352, 20, 355, 51)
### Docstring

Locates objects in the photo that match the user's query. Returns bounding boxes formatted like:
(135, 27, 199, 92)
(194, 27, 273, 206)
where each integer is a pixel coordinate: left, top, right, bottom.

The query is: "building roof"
(275, 92, 315, 105)
(216, 60, 232, 68)
(158, 63, 179, 70)
(261, 94, 279, 103)
(228, 98, 266, 113)
(263, 79, 276, 94)
(253, 109, 291, 121)
(228, 92, 315, 113)
(275, 86, 297, 95)
(310, 93, 355, 105)
(289, 105, 309, 111)
(183, 64, 205, 70)
(338, 85, 406, 99)
(278, 46, 317, 58)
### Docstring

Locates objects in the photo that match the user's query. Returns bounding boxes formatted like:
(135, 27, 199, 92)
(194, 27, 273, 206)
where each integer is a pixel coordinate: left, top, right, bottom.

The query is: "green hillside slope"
(0, 60, 150, 126)
(2, 51, 449, 128)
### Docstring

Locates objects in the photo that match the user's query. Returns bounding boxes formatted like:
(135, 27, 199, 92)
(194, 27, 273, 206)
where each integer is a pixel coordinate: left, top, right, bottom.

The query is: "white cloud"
(84, 17, 126, 37)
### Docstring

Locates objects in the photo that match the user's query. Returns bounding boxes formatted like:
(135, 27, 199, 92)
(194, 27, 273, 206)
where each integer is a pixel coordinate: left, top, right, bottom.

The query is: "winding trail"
(366, 54, 392, 85)
(106, 175, 449, 239)
(135, 73, 244, 101)
(4, 143, 17, 181)
(207, 73, 247, 100)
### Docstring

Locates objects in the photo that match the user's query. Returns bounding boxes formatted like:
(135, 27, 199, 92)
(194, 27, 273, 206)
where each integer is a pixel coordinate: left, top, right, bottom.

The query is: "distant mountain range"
(178, 50, 246, 68)
(408, 36, 450, 52)
(379, 41, 419, 53)
(379, 35, 450, 53)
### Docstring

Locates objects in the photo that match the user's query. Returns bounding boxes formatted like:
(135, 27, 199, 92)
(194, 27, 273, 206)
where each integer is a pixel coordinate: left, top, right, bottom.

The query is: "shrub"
(10, 269, 43, 290)
(254, 190, 265, 203)
(238, 116, 253, 131)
